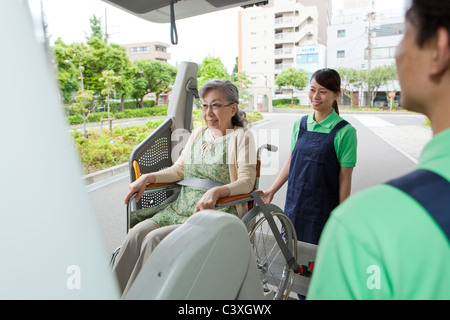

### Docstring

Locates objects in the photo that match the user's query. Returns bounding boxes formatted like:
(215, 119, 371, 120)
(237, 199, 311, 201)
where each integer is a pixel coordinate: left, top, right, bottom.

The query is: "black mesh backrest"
(129, 118, 174, 211)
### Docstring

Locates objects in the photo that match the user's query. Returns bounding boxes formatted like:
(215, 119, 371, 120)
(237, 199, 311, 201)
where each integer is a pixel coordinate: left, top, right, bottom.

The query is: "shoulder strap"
(331, 119, 349, 134)
(386, 170, 450, 240)
(300, 115, 308, 131)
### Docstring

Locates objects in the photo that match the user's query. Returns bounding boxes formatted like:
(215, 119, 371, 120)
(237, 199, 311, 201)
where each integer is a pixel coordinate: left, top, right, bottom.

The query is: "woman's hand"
(261, 189, 275, 204)
(194, 186, 230, 213)
(124, 173, 156, 204)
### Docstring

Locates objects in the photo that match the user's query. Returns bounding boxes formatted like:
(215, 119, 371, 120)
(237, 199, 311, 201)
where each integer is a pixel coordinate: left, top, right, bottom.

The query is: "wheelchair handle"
(257, 144, 278, 160)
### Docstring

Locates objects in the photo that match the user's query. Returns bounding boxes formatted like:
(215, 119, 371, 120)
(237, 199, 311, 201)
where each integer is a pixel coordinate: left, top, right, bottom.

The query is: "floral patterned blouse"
(129, 129, 238, 228)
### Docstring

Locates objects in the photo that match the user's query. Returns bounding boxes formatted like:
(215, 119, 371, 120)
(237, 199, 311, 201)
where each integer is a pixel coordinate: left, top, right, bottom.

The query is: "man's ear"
(431, 27, 450, 77)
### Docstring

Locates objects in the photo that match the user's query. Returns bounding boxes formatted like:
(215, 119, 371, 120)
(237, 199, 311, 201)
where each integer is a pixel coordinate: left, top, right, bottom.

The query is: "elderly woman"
(113, 79, 256, 295)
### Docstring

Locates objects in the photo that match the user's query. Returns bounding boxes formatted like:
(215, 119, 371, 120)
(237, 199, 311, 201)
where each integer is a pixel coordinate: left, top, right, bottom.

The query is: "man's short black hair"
(406, 0, 450, 47)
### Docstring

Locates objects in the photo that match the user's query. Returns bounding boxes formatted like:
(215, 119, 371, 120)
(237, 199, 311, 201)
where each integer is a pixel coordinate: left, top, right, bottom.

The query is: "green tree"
(102, 43, 134, 112)
(130, 59, 177, 108)
(233, 71, 253, 106)
(72, 89, 94, 137)
(63, 41, 96, 135)
(53, 38, 80, 103)
(361, 64, 398, 107)
(99, 70, 122, 128)
(232, 56, 238, 75)
(336, 67, 362, 108)
(198, 56, 230, 87)
(86, 14, 103, 42)
(54, 36, 132, 106)
(275, 67, 309, 106)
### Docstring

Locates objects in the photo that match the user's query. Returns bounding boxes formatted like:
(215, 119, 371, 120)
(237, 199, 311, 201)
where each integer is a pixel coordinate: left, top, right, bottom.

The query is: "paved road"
(86, 112, 431, 254)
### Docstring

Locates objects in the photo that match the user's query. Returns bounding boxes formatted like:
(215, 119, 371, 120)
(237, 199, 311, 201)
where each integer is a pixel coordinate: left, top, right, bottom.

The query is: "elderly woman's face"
(201, 88, 237, 137)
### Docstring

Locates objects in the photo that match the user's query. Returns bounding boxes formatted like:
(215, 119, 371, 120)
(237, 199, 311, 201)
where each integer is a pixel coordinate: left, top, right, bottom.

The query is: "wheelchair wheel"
(243, 205, 297, 300)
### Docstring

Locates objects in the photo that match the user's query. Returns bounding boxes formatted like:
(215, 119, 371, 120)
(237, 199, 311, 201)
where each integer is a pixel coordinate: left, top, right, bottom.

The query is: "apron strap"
(300, 115, 308, 131)
(299, 117, 348, 135)
(386, 169, 450, 240)
(331, 119, 349, 133)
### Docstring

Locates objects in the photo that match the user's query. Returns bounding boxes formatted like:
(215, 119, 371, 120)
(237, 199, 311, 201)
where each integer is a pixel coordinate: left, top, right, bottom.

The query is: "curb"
(82, 162, 128, 185)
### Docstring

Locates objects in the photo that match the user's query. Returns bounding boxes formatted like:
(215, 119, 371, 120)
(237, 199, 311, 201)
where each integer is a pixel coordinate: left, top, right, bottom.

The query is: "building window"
(365, 46, 397, 59)
(337, 29, 346, 38)
(154, 45, 166, 52)
(373, 23, 405, 37)
(297, 53, 319, 64)
(130, 46, 150, 54)
(337, 50, 345, 58)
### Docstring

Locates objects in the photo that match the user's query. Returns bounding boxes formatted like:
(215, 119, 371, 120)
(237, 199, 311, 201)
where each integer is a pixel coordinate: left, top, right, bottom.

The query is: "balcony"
(274, 63, 293, 70)
(274, 32, 295, 44)
(274, 17, 293, 28)
(274, 48, 293, 59)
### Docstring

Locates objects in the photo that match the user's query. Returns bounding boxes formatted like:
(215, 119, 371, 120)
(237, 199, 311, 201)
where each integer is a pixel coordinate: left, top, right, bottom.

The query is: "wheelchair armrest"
(215, 190, 264, 208)
(126, 182, 182, 233)
(143, 182, 181, 193)
(126, 182, 181, 212)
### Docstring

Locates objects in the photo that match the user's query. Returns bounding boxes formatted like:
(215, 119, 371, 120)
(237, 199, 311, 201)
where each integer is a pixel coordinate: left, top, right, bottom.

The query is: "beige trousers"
(112, 219, 180, 296)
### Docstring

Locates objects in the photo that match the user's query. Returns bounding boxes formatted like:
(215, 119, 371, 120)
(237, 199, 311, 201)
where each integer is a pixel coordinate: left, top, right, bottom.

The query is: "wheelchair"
(110, 62, 314, 300)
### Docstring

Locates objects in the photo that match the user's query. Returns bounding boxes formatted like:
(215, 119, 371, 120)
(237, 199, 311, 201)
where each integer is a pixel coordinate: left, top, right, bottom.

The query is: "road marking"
(370, 129, 420, 164)
(352, 115, 432, 164)
(352, 115, 395, 127)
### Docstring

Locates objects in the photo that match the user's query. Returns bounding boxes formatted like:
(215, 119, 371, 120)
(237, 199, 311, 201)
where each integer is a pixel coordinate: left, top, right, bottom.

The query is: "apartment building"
(122, 41, 171, 62)
(121, 41, 172, 104)
(327, 0, 405, 106)
(239, 0, 331, 110)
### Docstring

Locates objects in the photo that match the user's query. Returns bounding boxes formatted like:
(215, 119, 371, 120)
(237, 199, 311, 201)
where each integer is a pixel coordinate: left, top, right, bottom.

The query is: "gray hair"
(199, 79, 248, 127)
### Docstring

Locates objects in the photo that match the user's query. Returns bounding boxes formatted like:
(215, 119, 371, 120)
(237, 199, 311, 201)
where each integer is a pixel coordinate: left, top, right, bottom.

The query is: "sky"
(41, 0, 242, 73)
(40, 0, 407, 74)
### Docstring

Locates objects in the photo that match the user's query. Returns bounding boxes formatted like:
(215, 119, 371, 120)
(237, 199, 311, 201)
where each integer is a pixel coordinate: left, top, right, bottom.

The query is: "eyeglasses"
(197, 102, 235, 111)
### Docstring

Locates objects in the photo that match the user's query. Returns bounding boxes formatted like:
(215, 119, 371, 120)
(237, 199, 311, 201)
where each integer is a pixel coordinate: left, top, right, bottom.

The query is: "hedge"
(68, 105, 168, 125)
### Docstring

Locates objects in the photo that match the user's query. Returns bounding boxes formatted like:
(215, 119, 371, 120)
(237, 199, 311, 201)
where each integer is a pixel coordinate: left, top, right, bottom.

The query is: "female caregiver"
(263, 68, 357, 245)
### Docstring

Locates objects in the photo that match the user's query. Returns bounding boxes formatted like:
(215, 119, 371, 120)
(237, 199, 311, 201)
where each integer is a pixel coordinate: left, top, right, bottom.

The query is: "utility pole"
(104, 7, 108, 44)
(367, 11, 375, 72)
(366, 1, 376, 106)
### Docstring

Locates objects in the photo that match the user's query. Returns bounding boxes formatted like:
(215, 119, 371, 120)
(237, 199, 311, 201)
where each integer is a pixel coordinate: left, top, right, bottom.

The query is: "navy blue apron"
(285, 115, 349, 245)
(386, 169, 450, 240)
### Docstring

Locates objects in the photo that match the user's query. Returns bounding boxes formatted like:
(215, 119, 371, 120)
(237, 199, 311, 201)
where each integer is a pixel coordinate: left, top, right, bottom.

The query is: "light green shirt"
(290, 110, 357, 167)
(307, 128, 450, 300)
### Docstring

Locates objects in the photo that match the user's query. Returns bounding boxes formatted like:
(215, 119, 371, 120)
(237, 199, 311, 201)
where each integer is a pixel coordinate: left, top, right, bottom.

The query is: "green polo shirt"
(307, 128, 450, 300)
(290, 110, 357, 167)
